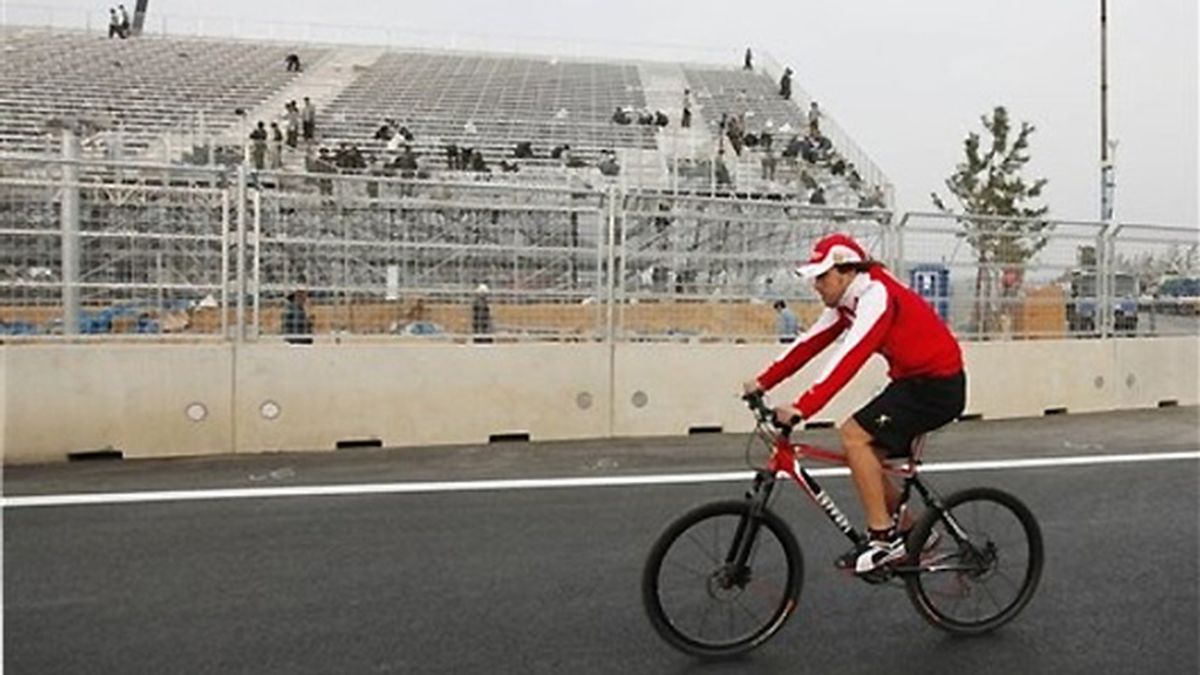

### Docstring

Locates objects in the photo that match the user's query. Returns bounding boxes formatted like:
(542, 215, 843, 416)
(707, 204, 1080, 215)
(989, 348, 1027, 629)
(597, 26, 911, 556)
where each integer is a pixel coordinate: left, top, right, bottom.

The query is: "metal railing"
(2, 155, 1196, 342)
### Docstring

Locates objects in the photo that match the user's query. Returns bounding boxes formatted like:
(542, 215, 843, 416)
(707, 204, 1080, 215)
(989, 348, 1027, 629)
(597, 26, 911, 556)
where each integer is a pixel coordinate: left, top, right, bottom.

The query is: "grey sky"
(10, 1, 1199, 224)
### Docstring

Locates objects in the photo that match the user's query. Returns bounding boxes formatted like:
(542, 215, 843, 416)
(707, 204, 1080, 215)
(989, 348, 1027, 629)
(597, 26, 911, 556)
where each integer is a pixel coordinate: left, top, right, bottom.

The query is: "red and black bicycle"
(641, 392, 1044, 658)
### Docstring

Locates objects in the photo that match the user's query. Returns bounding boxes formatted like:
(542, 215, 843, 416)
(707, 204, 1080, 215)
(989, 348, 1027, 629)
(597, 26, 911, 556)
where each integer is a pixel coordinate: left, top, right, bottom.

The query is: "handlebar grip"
(742, 391, 770, 418)
(743, 391, 795, 436)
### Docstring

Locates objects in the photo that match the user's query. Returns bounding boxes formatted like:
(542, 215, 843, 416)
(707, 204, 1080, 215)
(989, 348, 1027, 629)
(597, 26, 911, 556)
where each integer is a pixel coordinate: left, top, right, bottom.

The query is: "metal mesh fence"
(2, 155, 1195, 342)
(896, 213, 1112, 339)
(251, 175, 608, 341)
(0, 156, 229, 338)
(1110, 223, 1200, 336)
(617, 193, 893, 341)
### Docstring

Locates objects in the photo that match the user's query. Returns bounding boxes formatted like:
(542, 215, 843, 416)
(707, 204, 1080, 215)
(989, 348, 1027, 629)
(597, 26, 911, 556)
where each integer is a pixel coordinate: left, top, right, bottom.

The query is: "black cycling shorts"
(852, 371, 966, 458)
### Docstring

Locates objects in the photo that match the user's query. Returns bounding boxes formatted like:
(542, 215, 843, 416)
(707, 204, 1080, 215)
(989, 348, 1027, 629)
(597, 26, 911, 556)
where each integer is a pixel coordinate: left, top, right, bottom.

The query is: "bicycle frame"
(745, 417, 949, 552)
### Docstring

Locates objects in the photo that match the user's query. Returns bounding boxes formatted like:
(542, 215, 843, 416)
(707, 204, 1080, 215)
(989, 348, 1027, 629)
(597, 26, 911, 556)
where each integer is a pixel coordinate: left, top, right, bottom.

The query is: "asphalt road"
(4, 407, 1199, 674)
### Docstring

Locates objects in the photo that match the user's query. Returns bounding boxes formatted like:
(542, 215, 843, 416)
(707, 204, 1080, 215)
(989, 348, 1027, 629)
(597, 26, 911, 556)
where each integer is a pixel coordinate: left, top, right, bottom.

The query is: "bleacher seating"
(682, 66, 878, 206)
(684, 67, 809, 137)
(316, 51, 657, 167)
(0, 28, 325, 156)
(0, 27, 888, 205)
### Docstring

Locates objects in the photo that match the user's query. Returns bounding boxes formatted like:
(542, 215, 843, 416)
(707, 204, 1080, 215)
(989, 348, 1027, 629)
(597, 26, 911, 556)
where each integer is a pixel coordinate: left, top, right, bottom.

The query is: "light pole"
(1100, 0, 1116, 222)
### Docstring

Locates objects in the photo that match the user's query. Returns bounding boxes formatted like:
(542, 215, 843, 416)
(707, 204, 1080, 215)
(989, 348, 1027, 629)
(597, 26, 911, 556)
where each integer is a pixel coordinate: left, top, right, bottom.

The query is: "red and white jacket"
(756, 266, 963, 419)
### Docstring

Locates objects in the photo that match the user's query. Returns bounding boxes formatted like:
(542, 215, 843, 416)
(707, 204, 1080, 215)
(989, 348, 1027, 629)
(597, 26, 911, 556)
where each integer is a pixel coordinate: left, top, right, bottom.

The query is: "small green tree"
(932, 106, 1050, 334)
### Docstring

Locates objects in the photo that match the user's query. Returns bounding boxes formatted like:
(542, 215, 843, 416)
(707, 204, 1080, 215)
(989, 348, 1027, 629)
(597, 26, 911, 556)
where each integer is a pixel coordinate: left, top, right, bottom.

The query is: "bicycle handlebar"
(742, 391, 796, 437)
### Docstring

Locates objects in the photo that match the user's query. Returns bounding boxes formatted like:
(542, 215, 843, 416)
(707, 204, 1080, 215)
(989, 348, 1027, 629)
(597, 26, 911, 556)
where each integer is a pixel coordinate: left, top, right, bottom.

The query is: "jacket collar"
(837, 272, 872, 312)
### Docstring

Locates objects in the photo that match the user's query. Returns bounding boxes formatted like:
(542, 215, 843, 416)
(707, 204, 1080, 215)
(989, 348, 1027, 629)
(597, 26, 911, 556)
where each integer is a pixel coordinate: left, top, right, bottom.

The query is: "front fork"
(723, 471, 776, 577)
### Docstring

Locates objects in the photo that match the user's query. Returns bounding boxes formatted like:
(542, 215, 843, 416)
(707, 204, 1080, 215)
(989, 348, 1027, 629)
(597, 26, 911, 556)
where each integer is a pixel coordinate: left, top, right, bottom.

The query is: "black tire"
(904, 487, 1043, 635)
(642, 500, 803, 658)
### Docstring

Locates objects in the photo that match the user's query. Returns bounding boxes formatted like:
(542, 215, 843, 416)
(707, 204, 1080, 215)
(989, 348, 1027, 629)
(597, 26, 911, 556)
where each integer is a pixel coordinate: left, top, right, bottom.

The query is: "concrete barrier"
(961, 340, 1118, 417)
(233, 342, 611, 452)
(1113, 337, 1200, 408)
(2, 336, 1196, 464)
(2, 343, 234, 463)
(612, 342, 889, 436)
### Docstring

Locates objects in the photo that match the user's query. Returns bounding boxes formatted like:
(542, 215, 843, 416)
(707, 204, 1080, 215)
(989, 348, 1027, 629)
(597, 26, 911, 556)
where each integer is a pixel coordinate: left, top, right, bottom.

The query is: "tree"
(931, 106, 1050, 334)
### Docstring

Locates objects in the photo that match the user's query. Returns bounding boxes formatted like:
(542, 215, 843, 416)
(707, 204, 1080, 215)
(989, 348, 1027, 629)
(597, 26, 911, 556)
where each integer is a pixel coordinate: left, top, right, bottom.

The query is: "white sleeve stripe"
(812, 282, 889, 383)
(772, 307, 841, 363)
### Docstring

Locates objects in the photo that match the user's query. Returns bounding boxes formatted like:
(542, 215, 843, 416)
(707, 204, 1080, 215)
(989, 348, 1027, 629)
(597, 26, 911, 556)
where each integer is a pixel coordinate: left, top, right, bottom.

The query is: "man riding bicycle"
(743, 233, 965, 575)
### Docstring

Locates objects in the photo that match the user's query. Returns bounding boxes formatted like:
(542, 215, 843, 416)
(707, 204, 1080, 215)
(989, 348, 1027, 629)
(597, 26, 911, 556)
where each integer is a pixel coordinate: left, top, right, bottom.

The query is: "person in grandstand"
(282, 290, 314, 345)
(743, 233, 965, 574)
(773, 300, 798, 341)
(472, 284, 493, 342)
(249, 122, 268, 170)
(108, 8, 123, 39)
(269, 122, 283, 169)
(302, 98, 316, 142)
(285, 102, 301, 148)
(117, 5, 130, 37)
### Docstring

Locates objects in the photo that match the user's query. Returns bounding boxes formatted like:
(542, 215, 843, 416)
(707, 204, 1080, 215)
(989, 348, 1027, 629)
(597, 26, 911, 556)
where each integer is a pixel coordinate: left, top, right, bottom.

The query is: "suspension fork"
(724, 471, 776, 571)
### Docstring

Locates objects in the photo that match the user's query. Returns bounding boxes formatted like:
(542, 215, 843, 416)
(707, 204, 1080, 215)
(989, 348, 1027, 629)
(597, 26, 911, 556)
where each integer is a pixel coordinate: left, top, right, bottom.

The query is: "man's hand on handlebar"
(740, 381, 801, 431)
(773, 405, 803, 429)
(742, 379, 763, 397)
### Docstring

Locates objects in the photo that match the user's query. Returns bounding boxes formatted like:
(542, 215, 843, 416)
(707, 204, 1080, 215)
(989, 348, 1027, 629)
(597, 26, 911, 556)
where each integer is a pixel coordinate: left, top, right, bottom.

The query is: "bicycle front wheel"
(641, 500, 803, 658)
(905, 487, 1043, 635)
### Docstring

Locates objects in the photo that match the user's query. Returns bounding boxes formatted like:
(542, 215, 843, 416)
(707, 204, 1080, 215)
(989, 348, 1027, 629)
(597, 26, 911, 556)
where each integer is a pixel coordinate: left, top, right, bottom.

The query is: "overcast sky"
(10, 1, 1199, 224)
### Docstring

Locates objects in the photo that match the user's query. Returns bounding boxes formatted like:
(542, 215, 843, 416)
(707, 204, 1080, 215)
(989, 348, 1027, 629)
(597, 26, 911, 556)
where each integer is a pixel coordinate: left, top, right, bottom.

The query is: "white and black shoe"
(854, 534, 907, 575)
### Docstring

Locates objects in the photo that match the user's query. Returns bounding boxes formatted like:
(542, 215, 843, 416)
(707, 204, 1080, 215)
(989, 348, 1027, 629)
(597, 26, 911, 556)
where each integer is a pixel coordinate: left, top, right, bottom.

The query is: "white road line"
(3, 450, 1198, 509)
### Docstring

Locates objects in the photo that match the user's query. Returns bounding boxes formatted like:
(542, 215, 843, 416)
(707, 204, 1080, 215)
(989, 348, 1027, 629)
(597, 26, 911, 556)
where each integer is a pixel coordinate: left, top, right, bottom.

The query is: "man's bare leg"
(840, 418, 892, 532)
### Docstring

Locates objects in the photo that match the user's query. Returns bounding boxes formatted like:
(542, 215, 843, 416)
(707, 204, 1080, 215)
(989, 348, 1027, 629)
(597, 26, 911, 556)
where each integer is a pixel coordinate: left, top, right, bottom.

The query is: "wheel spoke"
(660, 557, 712, 581)
(988, 567, 1023, 598)
(976, 574, 1008, 614)
(683, 529, 720, 565)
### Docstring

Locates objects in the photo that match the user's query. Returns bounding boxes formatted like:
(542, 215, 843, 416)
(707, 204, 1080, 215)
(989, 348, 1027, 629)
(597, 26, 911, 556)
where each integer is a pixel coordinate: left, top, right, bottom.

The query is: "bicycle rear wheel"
(905, 487, 1043, 635)
(641, 500, 803, 658)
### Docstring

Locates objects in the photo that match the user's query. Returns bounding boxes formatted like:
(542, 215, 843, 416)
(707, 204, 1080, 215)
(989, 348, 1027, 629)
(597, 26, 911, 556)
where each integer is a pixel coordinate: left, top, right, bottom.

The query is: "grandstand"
(0, 27, 326, 157)
(0, 27, 886, 196)
(0, 25, 896, 339)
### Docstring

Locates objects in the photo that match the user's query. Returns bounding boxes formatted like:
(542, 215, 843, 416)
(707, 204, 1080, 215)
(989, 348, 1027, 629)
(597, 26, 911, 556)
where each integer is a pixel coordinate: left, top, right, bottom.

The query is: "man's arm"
(753, 307, 847, 392)
(793, 283, 893, 418)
